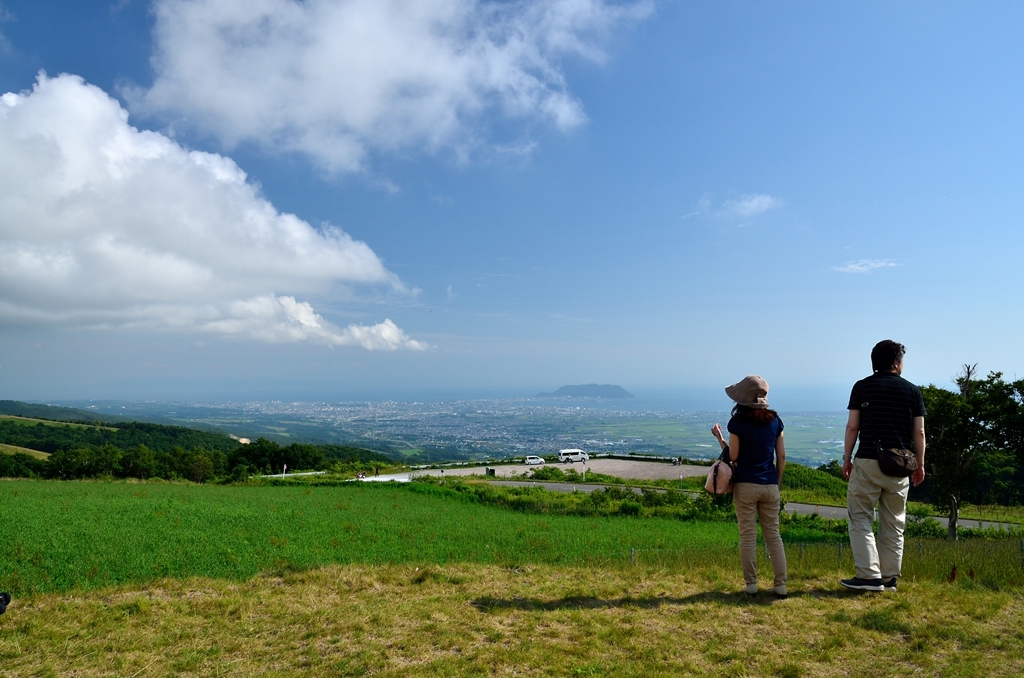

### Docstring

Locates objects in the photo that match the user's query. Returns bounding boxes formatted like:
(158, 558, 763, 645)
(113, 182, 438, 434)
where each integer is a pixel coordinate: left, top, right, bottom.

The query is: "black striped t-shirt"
(848, 372, 926, 460)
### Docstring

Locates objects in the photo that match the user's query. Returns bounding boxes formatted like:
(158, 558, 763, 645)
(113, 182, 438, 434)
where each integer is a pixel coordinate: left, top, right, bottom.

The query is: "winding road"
(361, 459, 1016, 530)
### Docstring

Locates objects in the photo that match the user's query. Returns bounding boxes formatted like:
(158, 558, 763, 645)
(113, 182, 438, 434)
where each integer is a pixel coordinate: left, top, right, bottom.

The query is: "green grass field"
(0, 479, 737, 597)
(4, 479, 1024, 677)
(911, 501, 1024, 526)
(4, 478, 1022, 598)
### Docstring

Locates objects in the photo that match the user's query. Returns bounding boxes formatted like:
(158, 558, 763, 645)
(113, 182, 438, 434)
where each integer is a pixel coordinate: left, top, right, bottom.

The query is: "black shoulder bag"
(877, 446, 917, 478)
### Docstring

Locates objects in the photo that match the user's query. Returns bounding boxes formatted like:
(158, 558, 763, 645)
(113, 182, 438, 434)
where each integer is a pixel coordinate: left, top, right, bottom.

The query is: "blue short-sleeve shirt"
(727, 415, 784, 485)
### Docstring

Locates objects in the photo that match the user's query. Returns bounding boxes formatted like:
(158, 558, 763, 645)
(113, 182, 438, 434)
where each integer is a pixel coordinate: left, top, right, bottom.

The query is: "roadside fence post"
(838, 542, 844, 566)
(799, 543, 804, 562)
(631, 548, 636, 565)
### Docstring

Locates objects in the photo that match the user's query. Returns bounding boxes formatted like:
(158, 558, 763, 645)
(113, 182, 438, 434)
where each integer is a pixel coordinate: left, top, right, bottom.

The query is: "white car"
(524, 455, 545, 465)
(558, 449, 589, 463)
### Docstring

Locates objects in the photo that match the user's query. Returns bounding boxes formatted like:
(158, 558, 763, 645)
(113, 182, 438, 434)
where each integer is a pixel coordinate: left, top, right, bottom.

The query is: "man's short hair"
(871, 340, 906, 372)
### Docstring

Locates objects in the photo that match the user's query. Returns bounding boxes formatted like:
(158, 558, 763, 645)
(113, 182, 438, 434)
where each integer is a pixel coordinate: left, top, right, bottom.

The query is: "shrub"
(906, 516, 945, 539)
(0, 451, 47, 478)
(619, 499, 642, 516)
(816, 459, 844, 479)
(529, 466, 568, 481)
(784, 463, 848, 500)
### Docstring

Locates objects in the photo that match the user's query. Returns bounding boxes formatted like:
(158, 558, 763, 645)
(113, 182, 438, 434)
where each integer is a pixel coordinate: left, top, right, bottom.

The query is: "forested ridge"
(0, 400, 113, 422)
(0, 419, 239, 455)
(0, 407, 393, 483)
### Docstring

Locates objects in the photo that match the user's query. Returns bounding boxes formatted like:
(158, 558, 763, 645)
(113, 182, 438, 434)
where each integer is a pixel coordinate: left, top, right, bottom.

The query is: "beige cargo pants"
(847, 458, 910, 580)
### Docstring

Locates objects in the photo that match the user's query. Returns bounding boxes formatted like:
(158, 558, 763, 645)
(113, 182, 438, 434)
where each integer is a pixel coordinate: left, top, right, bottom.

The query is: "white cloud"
(723, 194, 783, 217)
(133, 0, 652, 171)
(833, 259, 899, 274)
(0, 73, 425, 350)
(0, 14, 11, 55)
(202, 296, 428, 350)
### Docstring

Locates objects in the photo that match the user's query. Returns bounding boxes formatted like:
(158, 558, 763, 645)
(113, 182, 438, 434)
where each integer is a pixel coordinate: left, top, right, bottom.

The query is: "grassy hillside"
(3, 478, 1021, 597)
(0, 442, 49, 459)
(0, 479, 736, 597)
(3, 478, 1023, 676)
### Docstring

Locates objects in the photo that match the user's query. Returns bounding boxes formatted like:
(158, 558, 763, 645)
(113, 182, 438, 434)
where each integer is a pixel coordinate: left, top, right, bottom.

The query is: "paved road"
(359, 460, 1016, 530)
(487, 480, 1014, 530)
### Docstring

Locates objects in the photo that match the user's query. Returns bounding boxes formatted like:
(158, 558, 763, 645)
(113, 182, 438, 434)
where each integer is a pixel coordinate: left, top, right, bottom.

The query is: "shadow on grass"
(471, 588, 851, 612)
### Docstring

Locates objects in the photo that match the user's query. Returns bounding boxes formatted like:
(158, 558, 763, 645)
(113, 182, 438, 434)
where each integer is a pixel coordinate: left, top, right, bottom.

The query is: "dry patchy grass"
(2, 563, 1022, 677)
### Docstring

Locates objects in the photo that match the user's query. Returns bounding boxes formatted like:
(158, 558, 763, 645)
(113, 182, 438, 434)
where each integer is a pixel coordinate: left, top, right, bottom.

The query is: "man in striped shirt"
(840, 340, 927, 592)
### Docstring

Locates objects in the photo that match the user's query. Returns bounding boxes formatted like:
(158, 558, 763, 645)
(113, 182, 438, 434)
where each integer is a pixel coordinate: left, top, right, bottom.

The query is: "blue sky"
(1, 1, 1022, 408)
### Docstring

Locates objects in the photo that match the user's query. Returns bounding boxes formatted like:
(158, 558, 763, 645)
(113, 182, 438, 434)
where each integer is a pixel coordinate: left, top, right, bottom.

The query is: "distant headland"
(533, 384, 635, 400)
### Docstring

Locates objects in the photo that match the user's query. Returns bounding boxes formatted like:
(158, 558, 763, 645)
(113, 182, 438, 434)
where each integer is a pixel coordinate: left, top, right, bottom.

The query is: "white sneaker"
(743, 583, 758, 595)
(773, 584, 788, 598)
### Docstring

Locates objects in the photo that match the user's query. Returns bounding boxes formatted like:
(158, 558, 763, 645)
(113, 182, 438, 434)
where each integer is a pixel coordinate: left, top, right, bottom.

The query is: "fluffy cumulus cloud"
(833, 259, 899, 274)
(134, 0, 652, 171)
(0, 73, 426, 350)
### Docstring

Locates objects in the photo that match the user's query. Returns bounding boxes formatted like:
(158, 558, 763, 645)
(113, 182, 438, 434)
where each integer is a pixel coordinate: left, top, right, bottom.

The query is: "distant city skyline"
(2, 1, 1022, 402)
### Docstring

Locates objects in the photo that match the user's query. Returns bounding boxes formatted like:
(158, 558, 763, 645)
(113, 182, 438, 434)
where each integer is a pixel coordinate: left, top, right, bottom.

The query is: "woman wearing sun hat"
(711, 375, 787, 597)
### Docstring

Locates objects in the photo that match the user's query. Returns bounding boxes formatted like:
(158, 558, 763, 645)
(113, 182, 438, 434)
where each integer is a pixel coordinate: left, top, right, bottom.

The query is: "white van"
(558, 448, 589, 463)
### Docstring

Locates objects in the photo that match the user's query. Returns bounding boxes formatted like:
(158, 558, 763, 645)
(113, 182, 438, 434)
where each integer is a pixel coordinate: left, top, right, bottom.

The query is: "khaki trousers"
(847, 458, 910, 580)
(733, 482, 787, 587)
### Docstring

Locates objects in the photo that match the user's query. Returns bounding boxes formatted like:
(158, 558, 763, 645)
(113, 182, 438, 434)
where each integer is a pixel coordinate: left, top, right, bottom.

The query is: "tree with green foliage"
(816, 459, 844, 480)
(922, 366, 1024, 540)
(0, 451, 46, 478)
(120, 444, 156, 479)
(981, 374, 1024, 467)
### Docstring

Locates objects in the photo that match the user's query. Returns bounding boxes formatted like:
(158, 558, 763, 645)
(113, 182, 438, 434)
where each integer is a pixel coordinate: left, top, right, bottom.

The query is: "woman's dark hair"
(731, 404, 778, 425)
